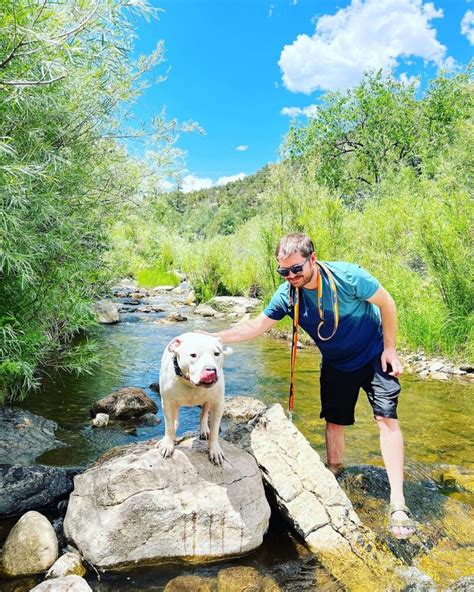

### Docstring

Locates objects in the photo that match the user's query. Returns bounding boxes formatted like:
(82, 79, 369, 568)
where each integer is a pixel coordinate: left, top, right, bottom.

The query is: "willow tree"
(0, 0, 181, 400)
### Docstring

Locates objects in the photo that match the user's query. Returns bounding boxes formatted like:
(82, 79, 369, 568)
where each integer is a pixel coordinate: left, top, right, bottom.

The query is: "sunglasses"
(276, 254, 312, 277)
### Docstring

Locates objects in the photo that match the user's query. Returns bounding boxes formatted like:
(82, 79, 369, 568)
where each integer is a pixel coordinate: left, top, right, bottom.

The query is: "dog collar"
(173, 355, 196, 387)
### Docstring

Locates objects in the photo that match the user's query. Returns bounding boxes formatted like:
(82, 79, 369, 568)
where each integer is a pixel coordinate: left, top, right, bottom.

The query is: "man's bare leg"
(325, 421, 345, 474)
(376, 416, 414, 538)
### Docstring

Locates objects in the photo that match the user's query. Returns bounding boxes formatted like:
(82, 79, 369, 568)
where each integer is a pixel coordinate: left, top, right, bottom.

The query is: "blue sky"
(131, 0, 473, 192)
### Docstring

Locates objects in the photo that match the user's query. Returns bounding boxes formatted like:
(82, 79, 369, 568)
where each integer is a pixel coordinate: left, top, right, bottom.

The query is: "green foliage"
(136, 266, 180, 288)
(0, 1, 190, 401)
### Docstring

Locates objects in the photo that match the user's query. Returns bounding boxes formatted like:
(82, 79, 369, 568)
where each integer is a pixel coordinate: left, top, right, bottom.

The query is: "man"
(211, 232, 415, 539)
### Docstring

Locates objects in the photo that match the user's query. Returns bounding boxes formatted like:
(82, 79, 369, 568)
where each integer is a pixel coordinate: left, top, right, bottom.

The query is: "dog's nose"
(204, 366, 217, 372)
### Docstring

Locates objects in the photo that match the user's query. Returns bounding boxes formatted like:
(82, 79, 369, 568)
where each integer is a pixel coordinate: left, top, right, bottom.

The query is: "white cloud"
(178, 173, 246, 193)
(181, 175, 213, 193)
(216, 173, 246, 186)
(281, 104, 318, 118)
(399, 72, 420, 88)
(236, 145, 248, 151)
(158, 179, 175, 192)
(461, 10, 474, 44)
(268, 4, 274, 17)
(278, 0, 447, 93)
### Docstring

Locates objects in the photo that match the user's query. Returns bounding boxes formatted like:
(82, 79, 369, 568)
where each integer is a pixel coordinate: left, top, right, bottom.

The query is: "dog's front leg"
(157, 400, 179, 458)
(208, 402, 225, 466)
(199, 402, 211, 440)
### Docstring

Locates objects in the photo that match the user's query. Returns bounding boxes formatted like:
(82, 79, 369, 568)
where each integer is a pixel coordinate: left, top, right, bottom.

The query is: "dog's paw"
(156, 438, 175, 458)
(209, 444, 226, 466)
(199, 427, 210, 440)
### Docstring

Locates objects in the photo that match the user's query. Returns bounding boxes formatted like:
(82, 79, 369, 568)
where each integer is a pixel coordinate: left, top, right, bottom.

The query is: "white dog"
(157, 332, 232, 465)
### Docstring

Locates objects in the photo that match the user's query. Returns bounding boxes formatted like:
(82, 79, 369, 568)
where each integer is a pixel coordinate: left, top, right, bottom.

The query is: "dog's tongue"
(200, 369, 217, 384)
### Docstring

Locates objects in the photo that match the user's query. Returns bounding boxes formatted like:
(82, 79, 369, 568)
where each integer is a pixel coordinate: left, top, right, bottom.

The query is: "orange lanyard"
(288, 262, 339, 420)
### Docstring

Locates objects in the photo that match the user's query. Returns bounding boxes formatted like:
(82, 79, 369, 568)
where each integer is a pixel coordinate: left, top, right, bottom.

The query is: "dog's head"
(168, 332, 233, 387)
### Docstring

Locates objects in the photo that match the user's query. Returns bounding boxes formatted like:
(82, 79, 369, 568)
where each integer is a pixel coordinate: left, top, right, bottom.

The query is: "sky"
(130, 0, 473, 192)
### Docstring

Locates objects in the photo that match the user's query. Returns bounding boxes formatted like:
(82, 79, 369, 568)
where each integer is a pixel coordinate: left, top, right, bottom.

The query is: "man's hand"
(381, 347, 403, 377)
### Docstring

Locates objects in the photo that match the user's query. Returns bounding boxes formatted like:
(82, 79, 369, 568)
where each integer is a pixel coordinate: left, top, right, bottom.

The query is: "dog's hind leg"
(157, 400, 179, 458)
(208, 402, 226, 465)
(199, 402, 211, 440)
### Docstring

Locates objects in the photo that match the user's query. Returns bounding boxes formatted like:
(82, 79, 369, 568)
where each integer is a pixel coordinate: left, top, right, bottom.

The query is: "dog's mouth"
(197, 368, 218, 386)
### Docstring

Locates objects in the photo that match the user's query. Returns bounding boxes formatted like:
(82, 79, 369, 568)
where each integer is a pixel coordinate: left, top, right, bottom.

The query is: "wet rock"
(217, 566, 264, 591)
(30, 575, 92, 591)
(63, 438, 270, 569)
(459, 365, 474, 373)
(46, 552, 87, 579)
(447, 576, 474, 591)
(186, 290, 196, 305)
(168, 312, 188, 322)
(398, 566, 436, 591)
(194, 304, 221, 318)
(207, 296, 260, 314)
(91, 300, 119, 324)
(0, 511, 58, 577)
(223, 396, 267, 422)
(164, 574, 213, 591)
(0, 465, 81, 517)
(130, 292, 145, 300)
(224, 405, 402, 589)
(430, 371, 449, 381)
(428, 361, 444, 373)
(121, 298, 141, 306)
(110, 278, 138, 293)
(91, 413, 109, 427)
(149, 382, 160, 394)
(0, 408, 66, 465)
(431, 465, 474, 493)
(90, 387, 158, 420)
(135, 412, 161, 427)
(153, 285, 175, 292)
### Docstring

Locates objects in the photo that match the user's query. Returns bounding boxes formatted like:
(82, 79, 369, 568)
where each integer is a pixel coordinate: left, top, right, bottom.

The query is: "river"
(1, 292, 473, 590)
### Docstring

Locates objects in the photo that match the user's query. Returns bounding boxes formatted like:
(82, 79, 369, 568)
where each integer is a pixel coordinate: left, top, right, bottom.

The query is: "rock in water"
(224, 403, 404, 591)
(0, 407, 65, 465)
(90, 387, 158, 420)
(0, 511, 58, 577)
(0, 465, 80, 516)
(63, 438, 270, 569)
(30, 575, 92, 591)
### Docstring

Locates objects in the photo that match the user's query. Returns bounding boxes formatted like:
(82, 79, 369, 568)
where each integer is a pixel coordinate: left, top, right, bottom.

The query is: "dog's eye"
(190, 353, 197, 359)
(214, 351, 221, 357)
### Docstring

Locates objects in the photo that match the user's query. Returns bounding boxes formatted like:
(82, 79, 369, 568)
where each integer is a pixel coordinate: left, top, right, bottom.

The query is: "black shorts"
(319, 355, 401, 426)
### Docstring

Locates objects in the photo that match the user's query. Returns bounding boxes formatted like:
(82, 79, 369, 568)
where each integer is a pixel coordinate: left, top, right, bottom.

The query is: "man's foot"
(389, 502, 416, 539)
(326, 462, 344, 477)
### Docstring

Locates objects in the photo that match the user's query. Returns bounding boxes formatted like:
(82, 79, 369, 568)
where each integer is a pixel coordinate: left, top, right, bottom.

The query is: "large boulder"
(0, 511, 58, 577)
(0, 408, 65, 465)
(224, 403, 403, 590)
(0, 464, 81, 516)
(64, 438, 270, 569)
(90, 387, 158, 420)
(30, 575, 92, 591)
(207, 296, 260, 314)
(91, 300, 119, 324)
(223, 396, 267, 423)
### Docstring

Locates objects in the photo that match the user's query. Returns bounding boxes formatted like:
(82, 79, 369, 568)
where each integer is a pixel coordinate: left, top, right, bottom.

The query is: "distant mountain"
(161, 165, 273, 238)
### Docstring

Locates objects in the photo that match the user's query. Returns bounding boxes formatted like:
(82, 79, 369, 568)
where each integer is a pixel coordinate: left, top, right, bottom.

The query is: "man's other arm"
(367, 286, 403, 377)
(213, 312, 277, 344)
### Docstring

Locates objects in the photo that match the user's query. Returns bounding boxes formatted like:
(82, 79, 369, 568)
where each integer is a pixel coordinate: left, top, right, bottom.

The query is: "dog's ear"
(168, 338, 182, 353)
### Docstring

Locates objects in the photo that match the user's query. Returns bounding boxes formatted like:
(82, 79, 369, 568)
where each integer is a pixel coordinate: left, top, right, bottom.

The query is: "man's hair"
(275, 233, 314, 259)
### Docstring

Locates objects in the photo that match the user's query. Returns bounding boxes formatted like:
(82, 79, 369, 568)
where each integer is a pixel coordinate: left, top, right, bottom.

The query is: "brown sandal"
(388, 502, 417, 539)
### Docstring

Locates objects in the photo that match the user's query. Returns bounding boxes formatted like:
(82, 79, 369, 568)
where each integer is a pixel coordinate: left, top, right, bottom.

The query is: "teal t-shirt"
(263, 261, 383, 371)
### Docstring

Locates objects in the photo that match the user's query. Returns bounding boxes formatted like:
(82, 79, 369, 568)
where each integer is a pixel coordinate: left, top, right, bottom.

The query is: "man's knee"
(326, 421, 345, 433)
(374, 416, 400, 432)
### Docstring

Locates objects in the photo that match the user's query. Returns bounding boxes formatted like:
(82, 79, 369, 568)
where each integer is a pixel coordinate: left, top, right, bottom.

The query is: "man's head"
(275, 233, 317, 289)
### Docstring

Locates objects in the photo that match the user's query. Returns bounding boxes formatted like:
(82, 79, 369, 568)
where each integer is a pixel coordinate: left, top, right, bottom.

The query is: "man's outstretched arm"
(212, 312, 277, 344)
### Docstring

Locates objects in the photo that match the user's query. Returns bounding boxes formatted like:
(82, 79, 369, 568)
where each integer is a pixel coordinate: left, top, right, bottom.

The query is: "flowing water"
(1, 293, 473, 591)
